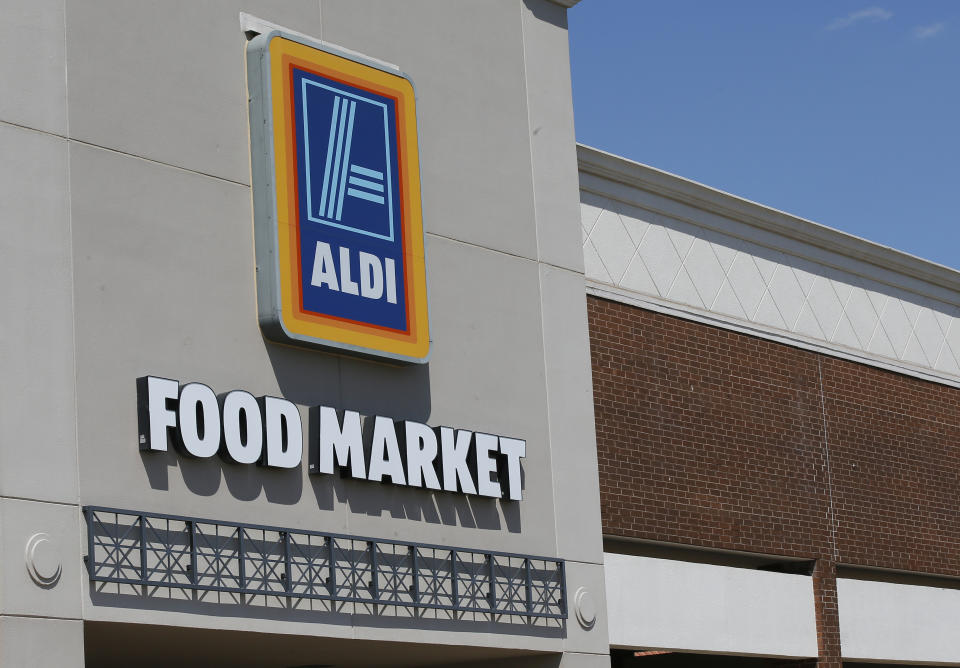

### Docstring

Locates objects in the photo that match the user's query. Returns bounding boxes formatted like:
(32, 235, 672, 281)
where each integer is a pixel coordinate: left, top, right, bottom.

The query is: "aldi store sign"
(138, 377, 525, 501)
(247, 31, 429, 363)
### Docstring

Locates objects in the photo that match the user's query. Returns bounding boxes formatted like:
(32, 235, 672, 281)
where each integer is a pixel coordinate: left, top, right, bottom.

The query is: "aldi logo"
(303, 78, 396, 241)
(247, 32, 429, 363)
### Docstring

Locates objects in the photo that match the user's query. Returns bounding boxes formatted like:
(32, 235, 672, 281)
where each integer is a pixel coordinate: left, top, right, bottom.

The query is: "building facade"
(1, 1, 604, 666)
(581, 146, 960, 666)
(1, 1, 959, 667)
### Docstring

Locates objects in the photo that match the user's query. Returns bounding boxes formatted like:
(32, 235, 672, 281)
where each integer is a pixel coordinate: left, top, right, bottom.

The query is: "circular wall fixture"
(574, 586, 597, 629)
(25, 533, 62, 587)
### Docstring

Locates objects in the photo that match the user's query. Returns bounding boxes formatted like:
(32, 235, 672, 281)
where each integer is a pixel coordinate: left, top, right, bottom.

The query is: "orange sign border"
(250, 33, 430, 363)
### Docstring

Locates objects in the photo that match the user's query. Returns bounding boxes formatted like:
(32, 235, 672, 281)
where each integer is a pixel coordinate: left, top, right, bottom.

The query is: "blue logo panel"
(293, 68, 408, 332)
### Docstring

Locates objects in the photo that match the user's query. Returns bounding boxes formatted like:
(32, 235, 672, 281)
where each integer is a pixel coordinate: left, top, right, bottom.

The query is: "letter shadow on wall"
(139, 425, 306, 509)
(141, 342, 521, 532)
(333, 472, 522, 534)
(266, 340, 432, 422)
(305, 406, 524, 533)
(282, 342, 523, 533)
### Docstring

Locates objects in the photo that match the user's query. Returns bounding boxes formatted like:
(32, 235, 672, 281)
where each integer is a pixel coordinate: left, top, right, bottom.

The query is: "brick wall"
(588, 295, 960, 665)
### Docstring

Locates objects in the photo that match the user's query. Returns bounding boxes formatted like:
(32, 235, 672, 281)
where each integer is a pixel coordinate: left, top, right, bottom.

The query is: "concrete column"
(0, 498, 84, 666)
(0, 616, 84, 668)
(1, 3, 82, 663)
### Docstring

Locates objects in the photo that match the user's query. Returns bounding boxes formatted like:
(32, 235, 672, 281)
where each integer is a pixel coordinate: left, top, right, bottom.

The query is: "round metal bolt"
(25, 533, 62, 587)
(574, 586, 597, 629)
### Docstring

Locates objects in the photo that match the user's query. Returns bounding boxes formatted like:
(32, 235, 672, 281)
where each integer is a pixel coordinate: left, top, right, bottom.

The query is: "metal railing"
(83, 506, 566, 621)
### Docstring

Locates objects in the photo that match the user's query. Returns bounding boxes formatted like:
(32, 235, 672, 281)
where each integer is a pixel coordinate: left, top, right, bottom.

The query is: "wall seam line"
(816, 357, 840, 563)
(0, 119, 251, 188)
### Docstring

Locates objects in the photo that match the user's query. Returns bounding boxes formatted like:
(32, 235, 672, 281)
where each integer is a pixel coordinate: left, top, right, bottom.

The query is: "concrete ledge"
(578, 144, 960, 298)
(605, 552, 817, 658)
(839, 577, 960, 664)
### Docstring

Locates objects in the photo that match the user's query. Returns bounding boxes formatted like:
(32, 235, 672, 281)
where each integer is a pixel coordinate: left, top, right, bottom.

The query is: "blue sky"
(569, 2, 959, 270)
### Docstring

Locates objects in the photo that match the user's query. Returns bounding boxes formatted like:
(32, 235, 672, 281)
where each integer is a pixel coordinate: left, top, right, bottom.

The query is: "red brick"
(588, 296, 960, 666)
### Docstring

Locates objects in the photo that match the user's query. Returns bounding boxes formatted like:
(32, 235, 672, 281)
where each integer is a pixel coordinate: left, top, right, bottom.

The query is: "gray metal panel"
(0, 0, 67, 135)
(0, 498, 83, 619)
(521, 0, 584, 273)
(0, 616, 83, 667)
(63, 0, 325, 184)
(0, 124, 78, 504)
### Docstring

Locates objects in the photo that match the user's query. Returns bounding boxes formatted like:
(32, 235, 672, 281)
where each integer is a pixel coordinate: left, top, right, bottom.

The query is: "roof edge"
(577, 143, 960, 298)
